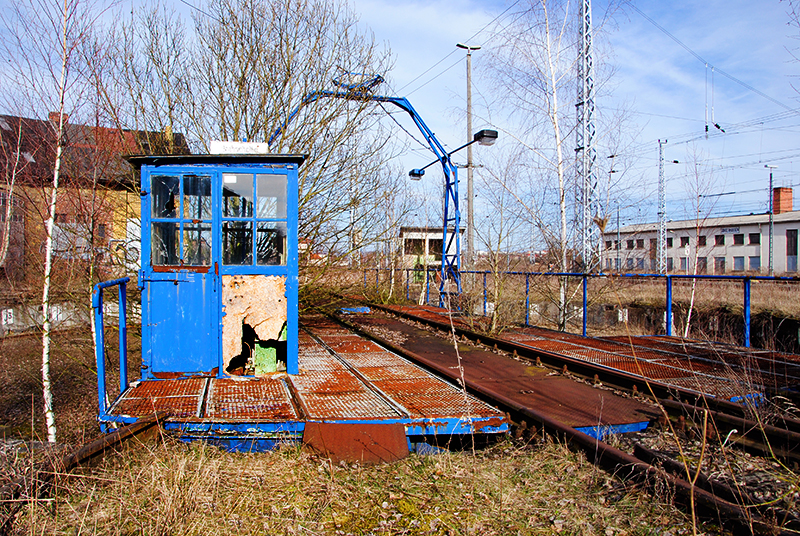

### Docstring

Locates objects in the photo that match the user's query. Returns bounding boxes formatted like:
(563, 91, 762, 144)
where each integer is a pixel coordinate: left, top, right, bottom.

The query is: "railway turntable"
(92, 152, 507, 461)
(339, 307, 660, 439)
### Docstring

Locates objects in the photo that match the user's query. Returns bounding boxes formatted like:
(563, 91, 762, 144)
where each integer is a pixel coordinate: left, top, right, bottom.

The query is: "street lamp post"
(409, 129, 497, 179)
(766, 164, 777, 276)
(457, 43, 480, 269)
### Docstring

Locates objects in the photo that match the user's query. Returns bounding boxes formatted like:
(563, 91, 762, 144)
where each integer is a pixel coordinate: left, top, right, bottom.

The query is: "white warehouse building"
(602, 187, 799, 275)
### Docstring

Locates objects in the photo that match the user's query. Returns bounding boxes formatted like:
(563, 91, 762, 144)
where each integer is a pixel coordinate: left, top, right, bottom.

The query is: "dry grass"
(10, 436, 707, 536)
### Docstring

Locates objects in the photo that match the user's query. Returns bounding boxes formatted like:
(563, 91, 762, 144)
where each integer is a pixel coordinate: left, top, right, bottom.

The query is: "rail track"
(4, 301, 799, 534)
(334, 301, 800, 535)
(364, 303, 800, 451)
(0, 412, 164, 535)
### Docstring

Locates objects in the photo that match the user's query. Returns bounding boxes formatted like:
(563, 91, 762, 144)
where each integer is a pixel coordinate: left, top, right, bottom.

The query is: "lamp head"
(473, 129, 498, 146)
(409, 169, 424, 180)
(456, 43, 481, 51)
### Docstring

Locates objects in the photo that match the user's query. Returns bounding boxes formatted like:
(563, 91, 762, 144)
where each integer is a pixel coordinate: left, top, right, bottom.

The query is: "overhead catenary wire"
(395, 0, 521, 96)
(629, 4, 797, 113)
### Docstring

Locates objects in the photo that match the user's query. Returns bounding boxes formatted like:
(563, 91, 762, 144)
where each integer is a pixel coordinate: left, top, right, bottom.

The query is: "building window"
(605, 240, 612, 250)
(715, 234, 725, 246)
(667, 237, 673, 248)
(667, 257, 674, 272)
(606, 258, 612, 270)
(97, 224, 106, 239)
(626, 239, 634, 250)
(680, 236, 690, 247)
(404, 238, 424, 255)
(680, 256, 688, 271)
(733, 234, 744, 245)
(714, 257, 726, 273)
(698, 235, 707, 247)
(733, 256, 745, 271)
(697, 257, 707, 274)
(749, 256, 761, 271)
(636, 239, 644, 249)
(626, 258, 634, 269)
(787, 229, 798, 272)
(650, 258, 657, 271)
(614, 240, 620, 250)
(749, 233, 760, 245)
(636, 258, 644, 270)
(429, 239, 443, 260)
(614, 258, 620, 270)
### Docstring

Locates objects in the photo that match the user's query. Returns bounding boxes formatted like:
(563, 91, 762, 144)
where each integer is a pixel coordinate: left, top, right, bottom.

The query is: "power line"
(629, 4, 797, 112)
(396, 0, 521, 95)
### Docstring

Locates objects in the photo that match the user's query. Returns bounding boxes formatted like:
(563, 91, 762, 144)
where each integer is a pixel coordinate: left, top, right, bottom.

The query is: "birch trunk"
(0, 124, 23, 268)
(41, 0, 70, 444)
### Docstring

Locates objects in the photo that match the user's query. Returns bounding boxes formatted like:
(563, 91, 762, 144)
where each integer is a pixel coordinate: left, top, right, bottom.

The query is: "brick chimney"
(48, 112, 68, 124)
(773, 187, 793, 214)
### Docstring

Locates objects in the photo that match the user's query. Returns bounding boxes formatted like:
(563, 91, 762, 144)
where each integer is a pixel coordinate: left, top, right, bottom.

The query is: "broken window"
(256, 222, 286, 265)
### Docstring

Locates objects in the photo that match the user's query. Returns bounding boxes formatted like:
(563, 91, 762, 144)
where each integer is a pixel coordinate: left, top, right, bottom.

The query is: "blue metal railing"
(364, 268, 800, 348)
(92, 277, 130, 418)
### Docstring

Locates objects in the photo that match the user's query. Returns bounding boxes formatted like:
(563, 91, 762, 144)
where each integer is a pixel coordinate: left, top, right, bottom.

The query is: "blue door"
(142, 172, 219, 376)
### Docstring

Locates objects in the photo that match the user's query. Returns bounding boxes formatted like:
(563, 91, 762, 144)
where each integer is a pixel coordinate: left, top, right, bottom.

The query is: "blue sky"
(7, 0, 795, 233)
(350, 0, 800, 228)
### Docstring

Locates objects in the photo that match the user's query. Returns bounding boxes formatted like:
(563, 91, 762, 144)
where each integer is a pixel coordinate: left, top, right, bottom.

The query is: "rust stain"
(302, 422, 409, 464)
(152, 265, 210, 273)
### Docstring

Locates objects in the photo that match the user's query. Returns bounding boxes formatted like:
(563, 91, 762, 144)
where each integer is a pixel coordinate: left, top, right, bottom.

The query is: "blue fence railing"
(92, 277, 129, 420)
(365, 268, 800, 348)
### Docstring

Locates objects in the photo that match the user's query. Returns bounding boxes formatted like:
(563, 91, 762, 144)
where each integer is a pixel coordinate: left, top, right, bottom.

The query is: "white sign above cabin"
(209, 140, 271, 154)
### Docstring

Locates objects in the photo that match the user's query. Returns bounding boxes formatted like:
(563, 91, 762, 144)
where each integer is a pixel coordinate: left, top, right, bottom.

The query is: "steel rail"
(366, 303, 800, 436)
(331, 311, 790, 535)
(0, 412, 166, 534)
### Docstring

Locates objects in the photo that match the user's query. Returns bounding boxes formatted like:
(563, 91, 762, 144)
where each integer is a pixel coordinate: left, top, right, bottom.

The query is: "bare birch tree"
(483, 0, 578, 330)
(0, 122, 28, 272)
(103, 0, 400, 270)
(474, 150, 526, 332)
(481, 0, 625, 331)
(0, 0, 102, 442)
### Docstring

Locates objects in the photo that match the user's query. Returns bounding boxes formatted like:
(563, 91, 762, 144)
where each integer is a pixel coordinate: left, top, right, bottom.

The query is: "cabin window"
(222, 173, 288, 266)
(151, 174, 212, 266)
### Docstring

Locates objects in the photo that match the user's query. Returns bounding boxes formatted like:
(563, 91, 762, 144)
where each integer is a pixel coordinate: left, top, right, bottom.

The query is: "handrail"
(92, 277, 130, 418)
(366, 267, 800, 348)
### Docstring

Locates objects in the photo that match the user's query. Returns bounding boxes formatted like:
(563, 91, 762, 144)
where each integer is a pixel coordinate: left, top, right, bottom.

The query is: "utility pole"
(457, 43, 480, 269)
(766, 164, 777, 276)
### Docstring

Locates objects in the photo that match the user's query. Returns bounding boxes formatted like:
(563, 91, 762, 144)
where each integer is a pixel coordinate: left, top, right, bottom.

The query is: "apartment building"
(601, 188, 799, 274)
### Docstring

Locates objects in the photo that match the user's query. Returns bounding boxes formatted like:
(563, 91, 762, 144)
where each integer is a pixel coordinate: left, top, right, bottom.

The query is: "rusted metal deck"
(104, 315, 507, 454)
(377, 304, 800, 402)
(340, 309, 658, 437)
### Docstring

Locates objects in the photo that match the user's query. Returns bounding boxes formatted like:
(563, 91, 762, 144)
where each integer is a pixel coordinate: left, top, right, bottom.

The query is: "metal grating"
(122, 378, 206, 397)
(296, 391, 401, 419)
(290, 370, 366, 394)
(340, 352, 416, 369)
(371, 379, 498, 418)
(113, 395, 199, 418)
(206, 378, 298, 420)
(352, 365, 431, 382)
(109, 378, 206, 418)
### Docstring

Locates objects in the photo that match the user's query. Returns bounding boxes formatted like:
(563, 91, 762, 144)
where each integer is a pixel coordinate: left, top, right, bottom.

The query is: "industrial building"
(602, 187, 799, 274)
